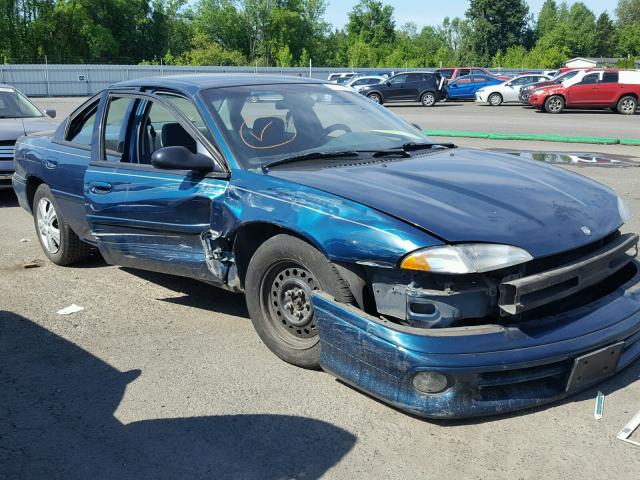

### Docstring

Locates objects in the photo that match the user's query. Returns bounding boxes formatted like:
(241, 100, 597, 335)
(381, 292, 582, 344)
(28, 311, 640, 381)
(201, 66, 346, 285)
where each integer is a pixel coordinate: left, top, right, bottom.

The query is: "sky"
(324, 0, 619, 30)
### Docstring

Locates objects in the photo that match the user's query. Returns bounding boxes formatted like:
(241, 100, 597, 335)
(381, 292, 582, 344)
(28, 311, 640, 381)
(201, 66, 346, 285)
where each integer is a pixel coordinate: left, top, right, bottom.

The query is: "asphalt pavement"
(1, 96, 639, 479)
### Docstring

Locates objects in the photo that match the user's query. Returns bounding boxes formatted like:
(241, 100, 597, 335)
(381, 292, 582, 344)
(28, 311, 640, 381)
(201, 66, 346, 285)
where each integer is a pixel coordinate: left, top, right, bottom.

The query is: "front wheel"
(544, 95, 565, 114)
(420, 92, 436, 107)
(245, 234, 354, 369)
(617, 96, 637, 115)
(488, 93, 503, 106)
(33, 184, 91, 265)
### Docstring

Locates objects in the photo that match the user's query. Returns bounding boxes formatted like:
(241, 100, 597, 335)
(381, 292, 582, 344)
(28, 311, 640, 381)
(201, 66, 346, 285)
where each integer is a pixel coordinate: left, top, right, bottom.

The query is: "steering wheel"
(323, 123, 352, 137)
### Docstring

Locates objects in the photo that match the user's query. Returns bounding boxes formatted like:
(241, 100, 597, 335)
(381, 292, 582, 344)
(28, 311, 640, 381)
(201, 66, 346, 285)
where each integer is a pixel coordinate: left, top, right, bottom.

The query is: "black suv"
(358, 72, 447, 107)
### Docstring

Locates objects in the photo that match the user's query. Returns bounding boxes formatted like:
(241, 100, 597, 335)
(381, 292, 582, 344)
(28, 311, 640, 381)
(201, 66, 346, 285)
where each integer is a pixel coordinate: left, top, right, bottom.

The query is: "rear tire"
(245, 234, 354, 369)
(33, 184, 91, 265)
(544, 95, 565, 114)
(420, 91, 436, 107)
(367, 93, 382, 104)
(617, 96, 637, 115)
(488, 93, 503, 106)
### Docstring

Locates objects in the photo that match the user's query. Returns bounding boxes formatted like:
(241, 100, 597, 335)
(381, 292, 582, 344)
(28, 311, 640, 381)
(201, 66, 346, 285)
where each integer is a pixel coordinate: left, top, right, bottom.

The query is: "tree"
(537, 0, 558, 38)
(465, 0, 530, 63)
(565, 2, 597, 56)
(276, 44, 293, 67)
(595, 12, 616, 57)
(346, 0, 395, 48)
(616, 0, 640, 26)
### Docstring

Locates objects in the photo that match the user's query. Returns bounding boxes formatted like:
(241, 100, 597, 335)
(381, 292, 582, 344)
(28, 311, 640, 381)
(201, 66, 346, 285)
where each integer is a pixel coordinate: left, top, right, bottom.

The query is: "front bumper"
(475, 92, 488, 103)
(529, 93, 545, 108)
(314, 262, 640, 419)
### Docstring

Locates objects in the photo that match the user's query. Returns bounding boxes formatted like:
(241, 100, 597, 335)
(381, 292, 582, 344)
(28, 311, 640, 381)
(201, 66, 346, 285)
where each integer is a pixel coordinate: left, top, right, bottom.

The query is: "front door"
(385, 74, 410, 101)
(84, 92, 231, 283)
(567, 72, 601, 105)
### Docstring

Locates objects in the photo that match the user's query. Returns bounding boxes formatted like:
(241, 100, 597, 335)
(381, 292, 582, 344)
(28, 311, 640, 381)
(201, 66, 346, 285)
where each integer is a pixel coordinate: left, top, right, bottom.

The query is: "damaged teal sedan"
(12, 75, 640, 418)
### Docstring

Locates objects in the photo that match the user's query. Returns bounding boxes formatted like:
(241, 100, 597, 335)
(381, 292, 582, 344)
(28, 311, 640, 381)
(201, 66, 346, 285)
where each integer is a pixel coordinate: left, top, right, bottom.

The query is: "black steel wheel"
(245, 234, 354, 369)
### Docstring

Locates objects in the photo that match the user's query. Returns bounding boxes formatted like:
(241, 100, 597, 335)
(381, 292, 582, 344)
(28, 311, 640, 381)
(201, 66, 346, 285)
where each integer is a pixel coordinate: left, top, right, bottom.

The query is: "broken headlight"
(400, 244, 533, 274)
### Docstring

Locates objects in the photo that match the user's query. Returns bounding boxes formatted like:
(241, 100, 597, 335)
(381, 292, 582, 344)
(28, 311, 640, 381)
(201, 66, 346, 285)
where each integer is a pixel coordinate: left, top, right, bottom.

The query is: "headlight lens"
(401, 244, 533, 274)
(618, 196, 631, 223)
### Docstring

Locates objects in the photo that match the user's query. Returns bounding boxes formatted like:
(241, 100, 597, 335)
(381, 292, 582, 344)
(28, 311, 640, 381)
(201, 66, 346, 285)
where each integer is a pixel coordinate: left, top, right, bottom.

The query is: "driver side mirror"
(151, 146, 213, 172)
(44, 109, 56, 118)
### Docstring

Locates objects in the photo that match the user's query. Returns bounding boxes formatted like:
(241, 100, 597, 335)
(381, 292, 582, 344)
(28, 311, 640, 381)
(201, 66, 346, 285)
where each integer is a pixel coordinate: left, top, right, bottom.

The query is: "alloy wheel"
(619, 98, 636, 115)
(547, 97, 563, 113)
(36, 198, 61, 254)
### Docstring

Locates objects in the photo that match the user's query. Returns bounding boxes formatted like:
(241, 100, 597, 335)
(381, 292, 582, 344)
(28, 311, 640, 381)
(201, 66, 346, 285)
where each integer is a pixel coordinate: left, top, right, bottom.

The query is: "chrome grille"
(0, 144, 15, 160)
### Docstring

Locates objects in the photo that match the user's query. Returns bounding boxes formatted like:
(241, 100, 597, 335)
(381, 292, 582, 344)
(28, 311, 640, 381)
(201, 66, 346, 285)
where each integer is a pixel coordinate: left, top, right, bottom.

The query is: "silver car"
(0, 84, 57, 188)
(475, 74, 552, 106)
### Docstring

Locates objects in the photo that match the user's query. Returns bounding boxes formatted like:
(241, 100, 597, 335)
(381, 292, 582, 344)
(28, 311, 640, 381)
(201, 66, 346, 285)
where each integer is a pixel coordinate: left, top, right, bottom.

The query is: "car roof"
(113, 74, 329, 95)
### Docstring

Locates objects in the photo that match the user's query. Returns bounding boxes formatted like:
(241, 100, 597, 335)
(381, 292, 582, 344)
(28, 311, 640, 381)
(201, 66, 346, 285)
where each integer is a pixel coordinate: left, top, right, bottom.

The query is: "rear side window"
(473, 76, 488, 83)
(406, 73, 422, 82)
(66, 101, 99, 146)
(601, 72, 619, 84)
(458, 69, 471, 77)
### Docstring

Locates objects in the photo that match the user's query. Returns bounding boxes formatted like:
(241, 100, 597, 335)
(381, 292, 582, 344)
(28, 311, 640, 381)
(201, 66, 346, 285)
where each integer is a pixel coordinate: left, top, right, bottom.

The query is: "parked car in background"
(529, 70, 640, 114)
(475, 74, 552, 106)
(0, 84, 57, 189)
(12, 74, 640, 420)
(359, 71, 447, 106)
(519, 69, 587, 104)
(327, 72, 358, 84)
(345, 75, 385, 91)
(436, 67, 510, 81)
(446, 74, 503, 101)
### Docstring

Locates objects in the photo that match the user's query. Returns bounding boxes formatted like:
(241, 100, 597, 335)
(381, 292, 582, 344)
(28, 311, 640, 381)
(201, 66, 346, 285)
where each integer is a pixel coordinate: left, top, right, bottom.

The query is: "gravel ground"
(1, 96, 639, 479)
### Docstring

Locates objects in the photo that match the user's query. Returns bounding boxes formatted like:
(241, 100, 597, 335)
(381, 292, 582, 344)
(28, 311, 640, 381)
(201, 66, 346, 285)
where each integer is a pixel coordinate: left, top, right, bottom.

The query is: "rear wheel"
(33, 184, 91, 265)
(617, 96, 637, 115)
(245, 234, 354, 369)
(420, 91, 436, 107)
(367, 93, 382, 104)
(488, 93, 503, 106)
(544, 95, 565, 114)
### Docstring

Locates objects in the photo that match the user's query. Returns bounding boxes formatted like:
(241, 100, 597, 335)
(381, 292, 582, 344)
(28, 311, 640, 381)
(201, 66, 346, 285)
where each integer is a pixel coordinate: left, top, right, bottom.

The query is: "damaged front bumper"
(313, 262, 640, 419)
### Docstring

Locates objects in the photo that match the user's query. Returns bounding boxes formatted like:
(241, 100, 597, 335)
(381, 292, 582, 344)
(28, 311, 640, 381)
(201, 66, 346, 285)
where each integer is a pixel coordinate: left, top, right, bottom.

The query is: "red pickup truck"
(529, 70, 640, 114)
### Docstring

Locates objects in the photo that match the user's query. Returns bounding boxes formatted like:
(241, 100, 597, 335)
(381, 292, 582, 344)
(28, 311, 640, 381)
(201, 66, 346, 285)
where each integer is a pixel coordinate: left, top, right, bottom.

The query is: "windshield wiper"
(371, 142, 456, 158)
(262, 150, 360, 171)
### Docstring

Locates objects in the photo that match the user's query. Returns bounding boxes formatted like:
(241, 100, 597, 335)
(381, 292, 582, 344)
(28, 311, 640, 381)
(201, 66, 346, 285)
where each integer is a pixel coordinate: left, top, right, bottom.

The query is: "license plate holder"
(566, 342, 624, 392)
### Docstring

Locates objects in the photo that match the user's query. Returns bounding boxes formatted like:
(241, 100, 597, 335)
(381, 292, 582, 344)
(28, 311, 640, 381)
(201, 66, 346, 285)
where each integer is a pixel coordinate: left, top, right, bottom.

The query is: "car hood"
(0, 117, 57, 141)
(267, 148, 623, 258)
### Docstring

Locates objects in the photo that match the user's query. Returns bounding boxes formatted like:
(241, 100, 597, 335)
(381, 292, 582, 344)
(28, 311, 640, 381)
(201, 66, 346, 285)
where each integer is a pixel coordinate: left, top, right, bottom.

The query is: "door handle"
(89, 181, 112, 194)
(45, 159, 57, 169)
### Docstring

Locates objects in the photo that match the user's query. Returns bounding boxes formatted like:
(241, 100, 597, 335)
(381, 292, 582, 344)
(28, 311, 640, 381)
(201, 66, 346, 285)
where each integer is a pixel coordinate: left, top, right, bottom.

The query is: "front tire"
(544, 95, 565, 114)
(420, 91, 436, 107)
(33, 184, 91, 265)
(245, 234, 354, 369)
(488, 93, 503, 106)
(617, 96, 637, 115)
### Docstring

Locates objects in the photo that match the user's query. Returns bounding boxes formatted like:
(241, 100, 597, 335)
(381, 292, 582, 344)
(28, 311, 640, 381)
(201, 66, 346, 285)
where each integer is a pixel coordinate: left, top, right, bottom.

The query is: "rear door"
(448, 76, 473, 99)
(84, 91, 231, 283)
(595, 72, 621, 105)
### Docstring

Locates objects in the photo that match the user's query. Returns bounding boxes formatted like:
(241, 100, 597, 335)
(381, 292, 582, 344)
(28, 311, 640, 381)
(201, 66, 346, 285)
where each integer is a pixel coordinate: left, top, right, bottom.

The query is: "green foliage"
(0, 0, 636, 69)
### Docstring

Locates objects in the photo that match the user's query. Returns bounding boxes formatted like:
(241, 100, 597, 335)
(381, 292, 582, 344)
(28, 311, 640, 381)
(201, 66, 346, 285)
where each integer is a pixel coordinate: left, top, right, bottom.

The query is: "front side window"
(389, 74, 408, 85)
(0, 87, 43, 119)
(202, 83, 427, 169)
(103, 96, 135, 158)
(155, 93, 214, 144)
(581, 73, 600, 85)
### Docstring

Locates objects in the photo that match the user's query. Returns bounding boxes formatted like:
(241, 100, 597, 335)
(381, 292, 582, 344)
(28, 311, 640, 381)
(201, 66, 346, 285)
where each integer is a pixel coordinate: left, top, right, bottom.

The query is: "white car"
(345, 75, 386, 91)
(475, 74, 552, 106)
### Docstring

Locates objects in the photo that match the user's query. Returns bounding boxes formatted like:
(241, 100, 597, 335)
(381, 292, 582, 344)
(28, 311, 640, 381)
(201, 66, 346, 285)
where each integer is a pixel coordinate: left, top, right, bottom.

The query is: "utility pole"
(45, 55, 50, 97)
(309, 58, 312, 78)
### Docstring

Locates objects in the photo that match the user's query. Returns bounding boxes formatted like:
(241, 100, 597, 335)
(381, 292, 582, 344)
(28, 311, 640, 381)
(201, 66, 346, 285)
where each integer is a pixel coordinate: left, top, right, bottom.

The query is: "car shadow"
(0, 189, 18, 208)
(122, 267, 249, 318)
(387, 103, 462, 108)
(0, 311, 357, 479)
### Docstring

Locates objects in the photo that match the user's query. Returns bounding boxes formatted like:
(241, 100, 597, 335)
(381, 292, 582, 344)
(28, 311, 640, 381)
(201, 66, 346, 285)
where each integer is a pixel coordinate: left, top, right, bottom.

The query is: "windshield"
(201, 83, 428, 169)
(553, 70, 580, 83)
(0, 88, 43, 118)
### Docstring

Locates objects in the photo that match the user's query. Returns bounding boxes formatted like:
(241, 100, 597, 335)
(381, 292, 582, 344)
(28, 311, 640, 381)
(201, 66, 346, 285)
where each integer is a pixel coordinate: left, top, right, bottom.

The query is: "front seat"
(249, 117, 288, 147)
(161, 122, 197, 153)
